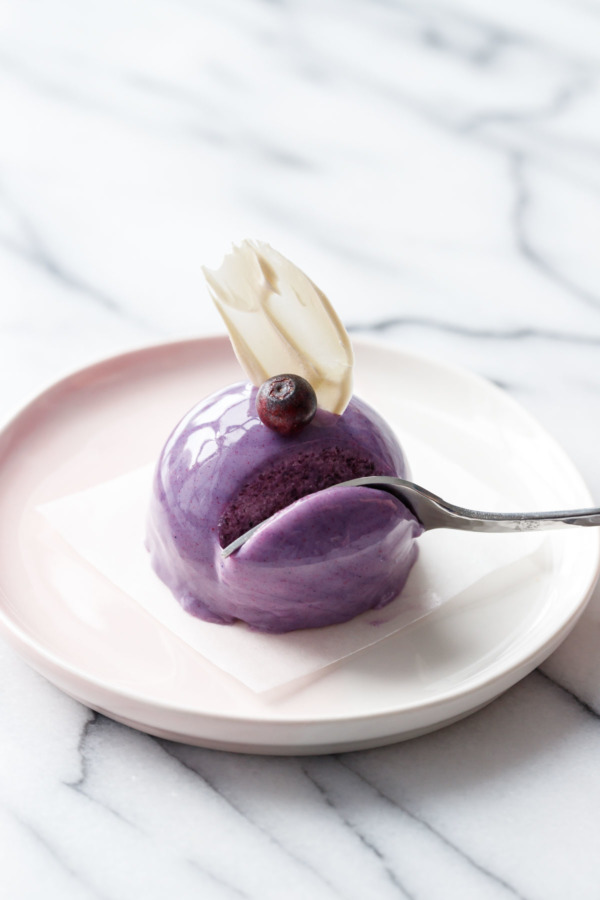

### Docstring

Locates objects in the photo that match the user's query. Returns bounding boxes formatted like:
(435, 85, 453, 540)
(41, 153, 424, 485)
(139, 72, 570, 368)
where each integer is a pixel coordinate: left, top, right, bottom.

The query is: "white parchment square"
(39, 439, 541, 693)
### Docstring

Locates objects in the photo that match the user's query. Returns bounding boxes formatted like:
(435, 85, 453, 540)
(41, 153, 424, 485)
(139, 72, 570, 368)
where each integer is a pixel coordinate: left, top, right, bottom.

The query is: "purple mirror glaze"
(146, 382, 423, 633)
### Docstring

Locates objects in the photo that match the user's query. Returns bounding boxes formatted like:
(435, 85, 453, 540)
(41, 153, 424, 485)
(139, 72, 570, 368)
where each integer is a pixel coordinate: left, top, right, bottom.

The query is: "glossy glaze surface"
(147, 382, 422, 632)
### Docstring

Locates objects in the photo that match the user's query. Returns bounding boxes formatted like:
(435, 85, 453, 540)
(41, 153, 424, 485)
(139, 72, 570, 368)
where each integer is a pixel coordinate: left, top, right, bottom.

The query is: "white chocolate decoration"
(203, 240, 353, 415)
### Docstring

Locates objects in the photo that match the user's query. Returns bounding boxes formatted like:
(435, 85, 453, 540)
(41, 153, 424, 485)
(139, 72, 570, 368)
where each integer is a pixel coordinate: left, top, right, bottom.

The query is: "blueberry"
(256, 374, 317, 436)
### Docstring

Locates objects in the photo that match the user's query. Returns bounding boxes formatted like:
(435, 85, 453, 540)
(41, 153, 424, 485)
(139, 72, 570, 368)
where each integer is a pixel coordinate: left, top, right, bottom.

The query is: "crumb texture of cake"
(146, 382, 423, 633)
(218, 445, 377, 548)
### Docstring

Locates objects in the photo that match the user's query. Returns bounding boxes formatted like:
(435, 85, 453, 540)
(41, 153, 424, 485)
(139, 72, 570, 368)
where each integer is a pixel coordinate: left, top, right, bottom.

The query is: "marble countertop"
(2, 1, 600, 897)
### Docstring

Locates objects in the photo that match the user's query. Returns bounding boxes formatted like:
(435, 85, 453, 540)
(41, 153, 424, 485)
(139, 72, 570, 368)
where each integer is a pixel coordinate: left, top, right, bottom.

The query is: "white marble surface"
(2, 0, 600, 897)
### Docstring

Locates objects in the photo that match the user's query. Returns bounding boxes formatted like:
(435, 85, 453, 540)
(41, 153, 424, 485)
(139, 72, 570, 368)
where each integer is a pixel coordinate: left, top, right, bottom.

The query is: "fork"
(221, 475, 600, 557)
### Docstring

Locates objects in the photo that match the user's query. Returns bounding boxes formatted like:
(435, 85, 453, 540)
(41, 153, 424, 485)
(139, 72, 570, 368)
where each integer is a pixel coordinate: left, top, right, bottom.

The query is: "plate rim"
(0, 335, 598, 730)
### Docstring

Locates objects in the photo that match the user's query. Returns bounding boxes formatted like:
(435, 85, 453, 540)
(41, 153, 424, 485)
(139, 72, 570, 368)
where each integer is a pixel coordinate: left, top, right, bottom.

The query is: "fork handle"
(424, 507, 600, 533)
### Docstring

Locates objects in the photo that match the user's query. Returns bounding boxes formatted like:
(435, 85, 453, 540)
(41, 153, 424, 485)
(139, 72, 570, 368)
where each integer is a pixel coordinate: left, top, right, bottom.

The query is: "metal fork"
(221, 475, 600, 558)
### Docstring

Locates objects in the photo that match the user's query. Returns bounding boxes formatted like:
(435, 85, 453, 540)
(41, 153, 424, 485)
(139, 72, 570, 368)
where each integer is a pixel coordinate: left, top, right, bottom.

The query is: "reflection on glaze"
(146, 383, 422, 633)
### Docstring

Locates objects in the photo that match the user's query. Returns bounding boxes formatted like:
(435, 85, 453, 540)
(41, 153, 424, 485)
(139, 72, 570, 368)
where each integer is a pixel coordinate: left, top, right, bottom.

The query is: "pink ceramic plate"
(0, 337, 597, 754)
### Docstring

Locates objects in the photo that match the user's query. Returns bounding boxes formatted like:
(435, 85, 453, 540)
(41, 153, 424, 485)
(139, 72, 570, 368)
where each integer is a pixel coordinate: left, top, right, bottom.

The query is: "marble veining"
(1, 0, 600, 897)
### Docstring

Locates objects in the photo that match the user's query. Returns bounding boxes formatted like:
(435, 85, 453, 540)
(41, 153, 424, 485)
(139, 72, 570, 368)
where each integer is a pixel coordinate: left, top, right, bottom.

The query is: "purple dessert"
(146, 382, 422, 633)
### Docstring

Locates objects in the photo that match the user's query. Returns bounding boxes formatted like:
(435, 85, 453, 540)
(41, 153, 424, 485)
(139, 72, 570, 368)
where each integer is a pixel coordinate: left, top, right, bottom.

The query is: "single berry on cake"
(256, 374, 317, 436)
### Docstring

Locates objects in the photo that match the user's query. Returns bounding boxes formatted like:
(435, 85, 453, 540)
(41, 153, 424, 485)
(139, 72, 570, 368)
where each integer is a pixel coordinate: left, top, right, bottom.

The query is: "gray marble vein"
(1, 1, 600, 898)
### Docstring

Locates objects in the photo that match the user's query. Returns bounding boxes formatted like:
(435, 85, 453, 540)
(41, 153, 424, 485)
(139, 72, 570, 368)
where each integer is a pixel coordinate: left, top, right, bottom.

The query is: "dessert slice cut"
(218, 445, 378, 549)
